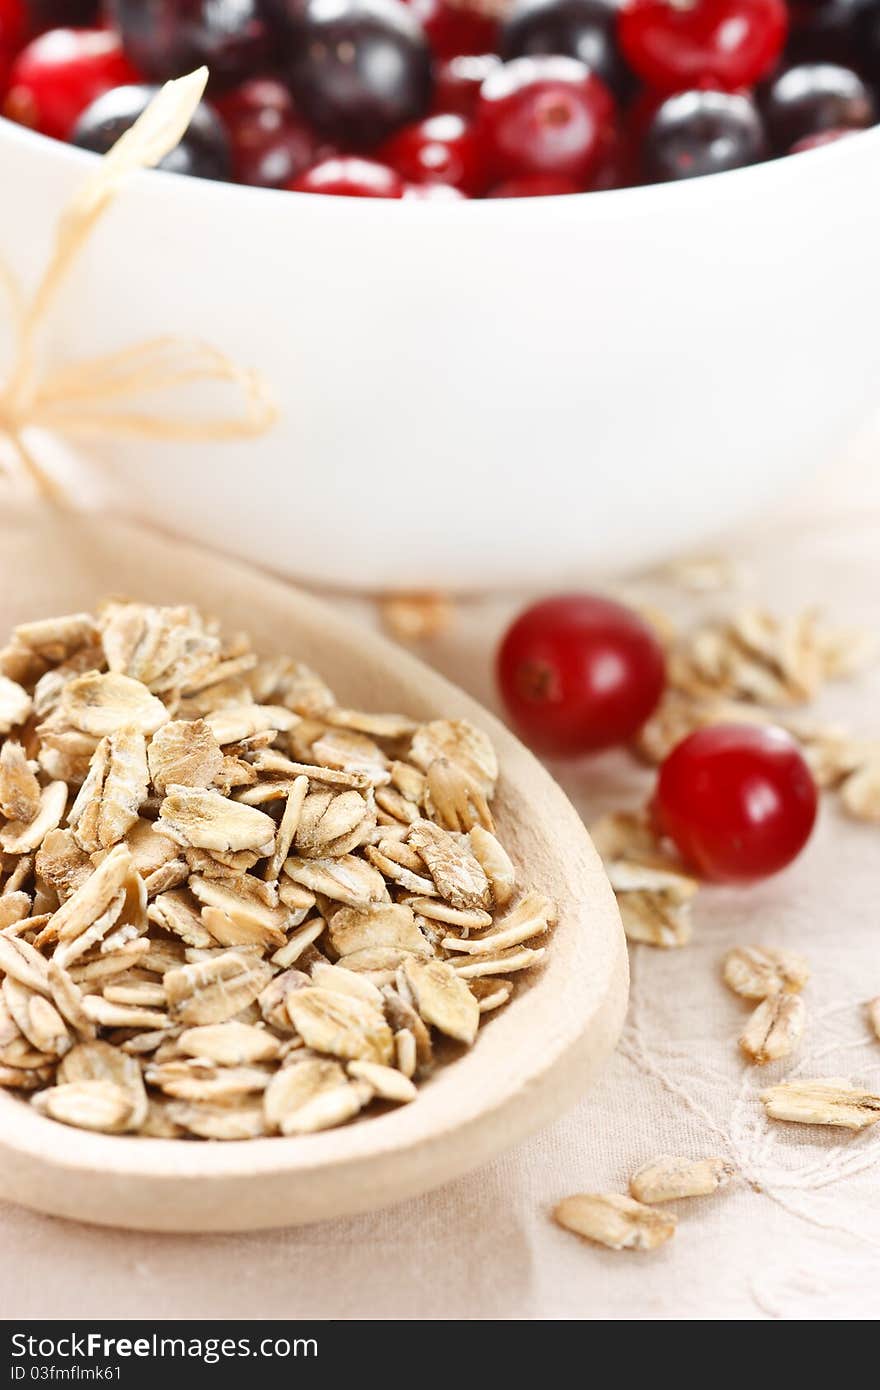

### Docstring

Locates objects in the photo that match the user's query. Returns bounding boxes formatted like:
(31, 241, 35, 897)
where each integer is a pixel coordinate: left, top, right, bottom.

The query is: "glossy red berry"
(487, 171, 583, 194)
(619, 0, 787, 93)
(213, 79, 318, 188)
(653, 724, 818, 883)
(4, 27, 139, 139)
(433, 53, 501, 117)
(0, 1, 25, 89)
(407, 0, 498, 58)
(476, 55, 615, 181)
(496, 594, 666, 755)
(402, 181, 467, 198)
(380, 112, 488, 193)
(289, 156, 405, 197)
(585, 123, 633, 187)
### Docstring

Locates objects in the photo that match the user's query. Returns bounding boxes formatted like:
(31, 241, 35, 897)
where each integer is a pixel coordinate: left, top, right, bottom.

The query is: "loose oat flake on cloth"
(0, 599, 556, 1139)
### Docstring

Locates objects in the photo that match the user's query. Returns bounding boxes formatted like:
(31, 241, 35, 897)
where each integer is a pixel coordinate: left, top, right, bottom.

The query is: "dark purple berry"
(72, 83, 232, 180)
(854, 1, 880, 84)
(283, 0, 433, 149)
(500, 0, 634, 102)
(760, 61, 875, 151)
(107, 0, 272, 91)
(644, 90, 765, 182)
(785, 0, 872, 70)
(25, 1, 100, 29)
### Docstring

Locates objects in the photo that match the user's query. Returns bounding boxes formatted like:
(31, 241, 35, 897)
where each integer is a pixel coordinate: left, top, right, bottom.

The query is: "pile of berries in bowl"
(2, 0, 879, 198)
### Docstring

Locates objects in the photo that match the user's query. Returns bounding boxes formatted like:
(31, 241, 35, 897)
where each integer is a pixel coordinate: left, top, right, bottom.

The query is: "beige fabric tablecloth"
(1, 443, 879, 1322)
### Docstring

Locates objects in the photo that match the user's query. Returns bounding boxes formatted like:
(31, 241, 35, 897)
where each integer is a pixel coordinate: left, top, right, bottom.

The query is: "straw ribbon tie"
(0, 68, 277, 503)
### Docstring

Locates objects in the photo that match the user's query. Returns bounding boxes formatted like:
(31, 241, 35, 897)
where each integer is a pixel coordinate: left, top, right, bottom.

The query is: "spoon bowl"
(0, 505, 627, 1231)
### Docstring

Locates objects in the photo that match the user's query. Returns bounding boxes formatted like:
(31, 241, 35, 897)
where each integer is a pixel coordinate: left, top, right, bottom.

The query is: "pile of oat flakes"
(0, 601, 556, 1140)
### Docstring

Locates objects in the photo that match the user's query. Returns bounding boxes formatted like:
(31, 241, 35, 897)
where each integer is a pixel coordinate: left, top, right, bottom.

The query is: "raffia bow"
(0, 68, 277, 502)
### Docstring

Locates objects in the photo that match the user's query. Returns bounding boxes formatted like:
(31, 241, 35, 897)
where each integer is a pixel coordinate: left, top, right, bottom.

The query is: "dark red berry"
(379, 112, 488, 193)
(487, 171, 583, 194)
(586, 122, 634, 187)
(760, 62, 875, 151)
(73, 82, 232, 180)
(4, 27, 139, 139)
(407, 0, 498, 59)
(619, 0, 787, 92)
(496, 594, 666, 756)
(501, 0, 634, 101)
(0, 0, 25, 90)
(476, 55, 615, 181)
(107, 0, 271, 91)
(24, 2, 99, 32)
(652, 724, 818, 883)
(433, 52, 501, 117)
(213, 78, 318, 188)
(283, 0, 433, 150)
(289, 155, 405, 196)
(790, 123, 855, 152)
(644, 90, 765, 181)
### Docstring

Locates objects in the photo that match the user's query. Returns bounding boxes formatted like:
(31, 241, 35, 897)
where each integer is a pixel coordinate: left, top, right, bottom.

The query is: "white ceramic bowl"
(3, 117, 880, 590)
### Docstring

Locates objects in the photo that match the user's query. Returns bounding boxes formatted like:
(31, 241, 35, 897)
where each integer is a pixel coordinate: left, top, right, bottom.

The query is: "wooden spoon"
(0, 504, 627, 1232)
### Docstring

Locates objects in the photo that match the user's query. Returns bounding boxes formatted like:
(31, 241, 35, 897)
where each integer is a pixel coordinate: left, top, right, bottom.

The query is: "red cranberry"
(644, 90, 765, 181)
(653, 724, 818, 882)
(586, 122, 634, 187)
(625, 83, 669, 158)
(619, 0, 787, 93)
(407, 0, 498, 58)
(487, 171, 583, 194)
(289, 155, 405, 196)
(496, 594, 666, 755)
(476, 55, 615, 182)
(380, 112, 488, 193)
(433, 52, 501, 117)
(283, 0, 433, 150)
(760, 62, 875, 151)
(501, 0, 635, 102)
(4, 27, 139, 140)
(213, 78, 318, 188)
(790, 123, 855, 152)
(402, 181, 467, 197)
(0, 0, 25, 88)
(107, 0, 271, 91)
(73, 83, 232, 180)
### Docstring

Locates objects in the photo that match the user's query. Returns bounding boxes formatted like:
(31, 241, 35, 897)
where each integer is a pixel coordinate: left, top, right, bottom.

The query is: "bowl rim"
(3, 104, 880, 217)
